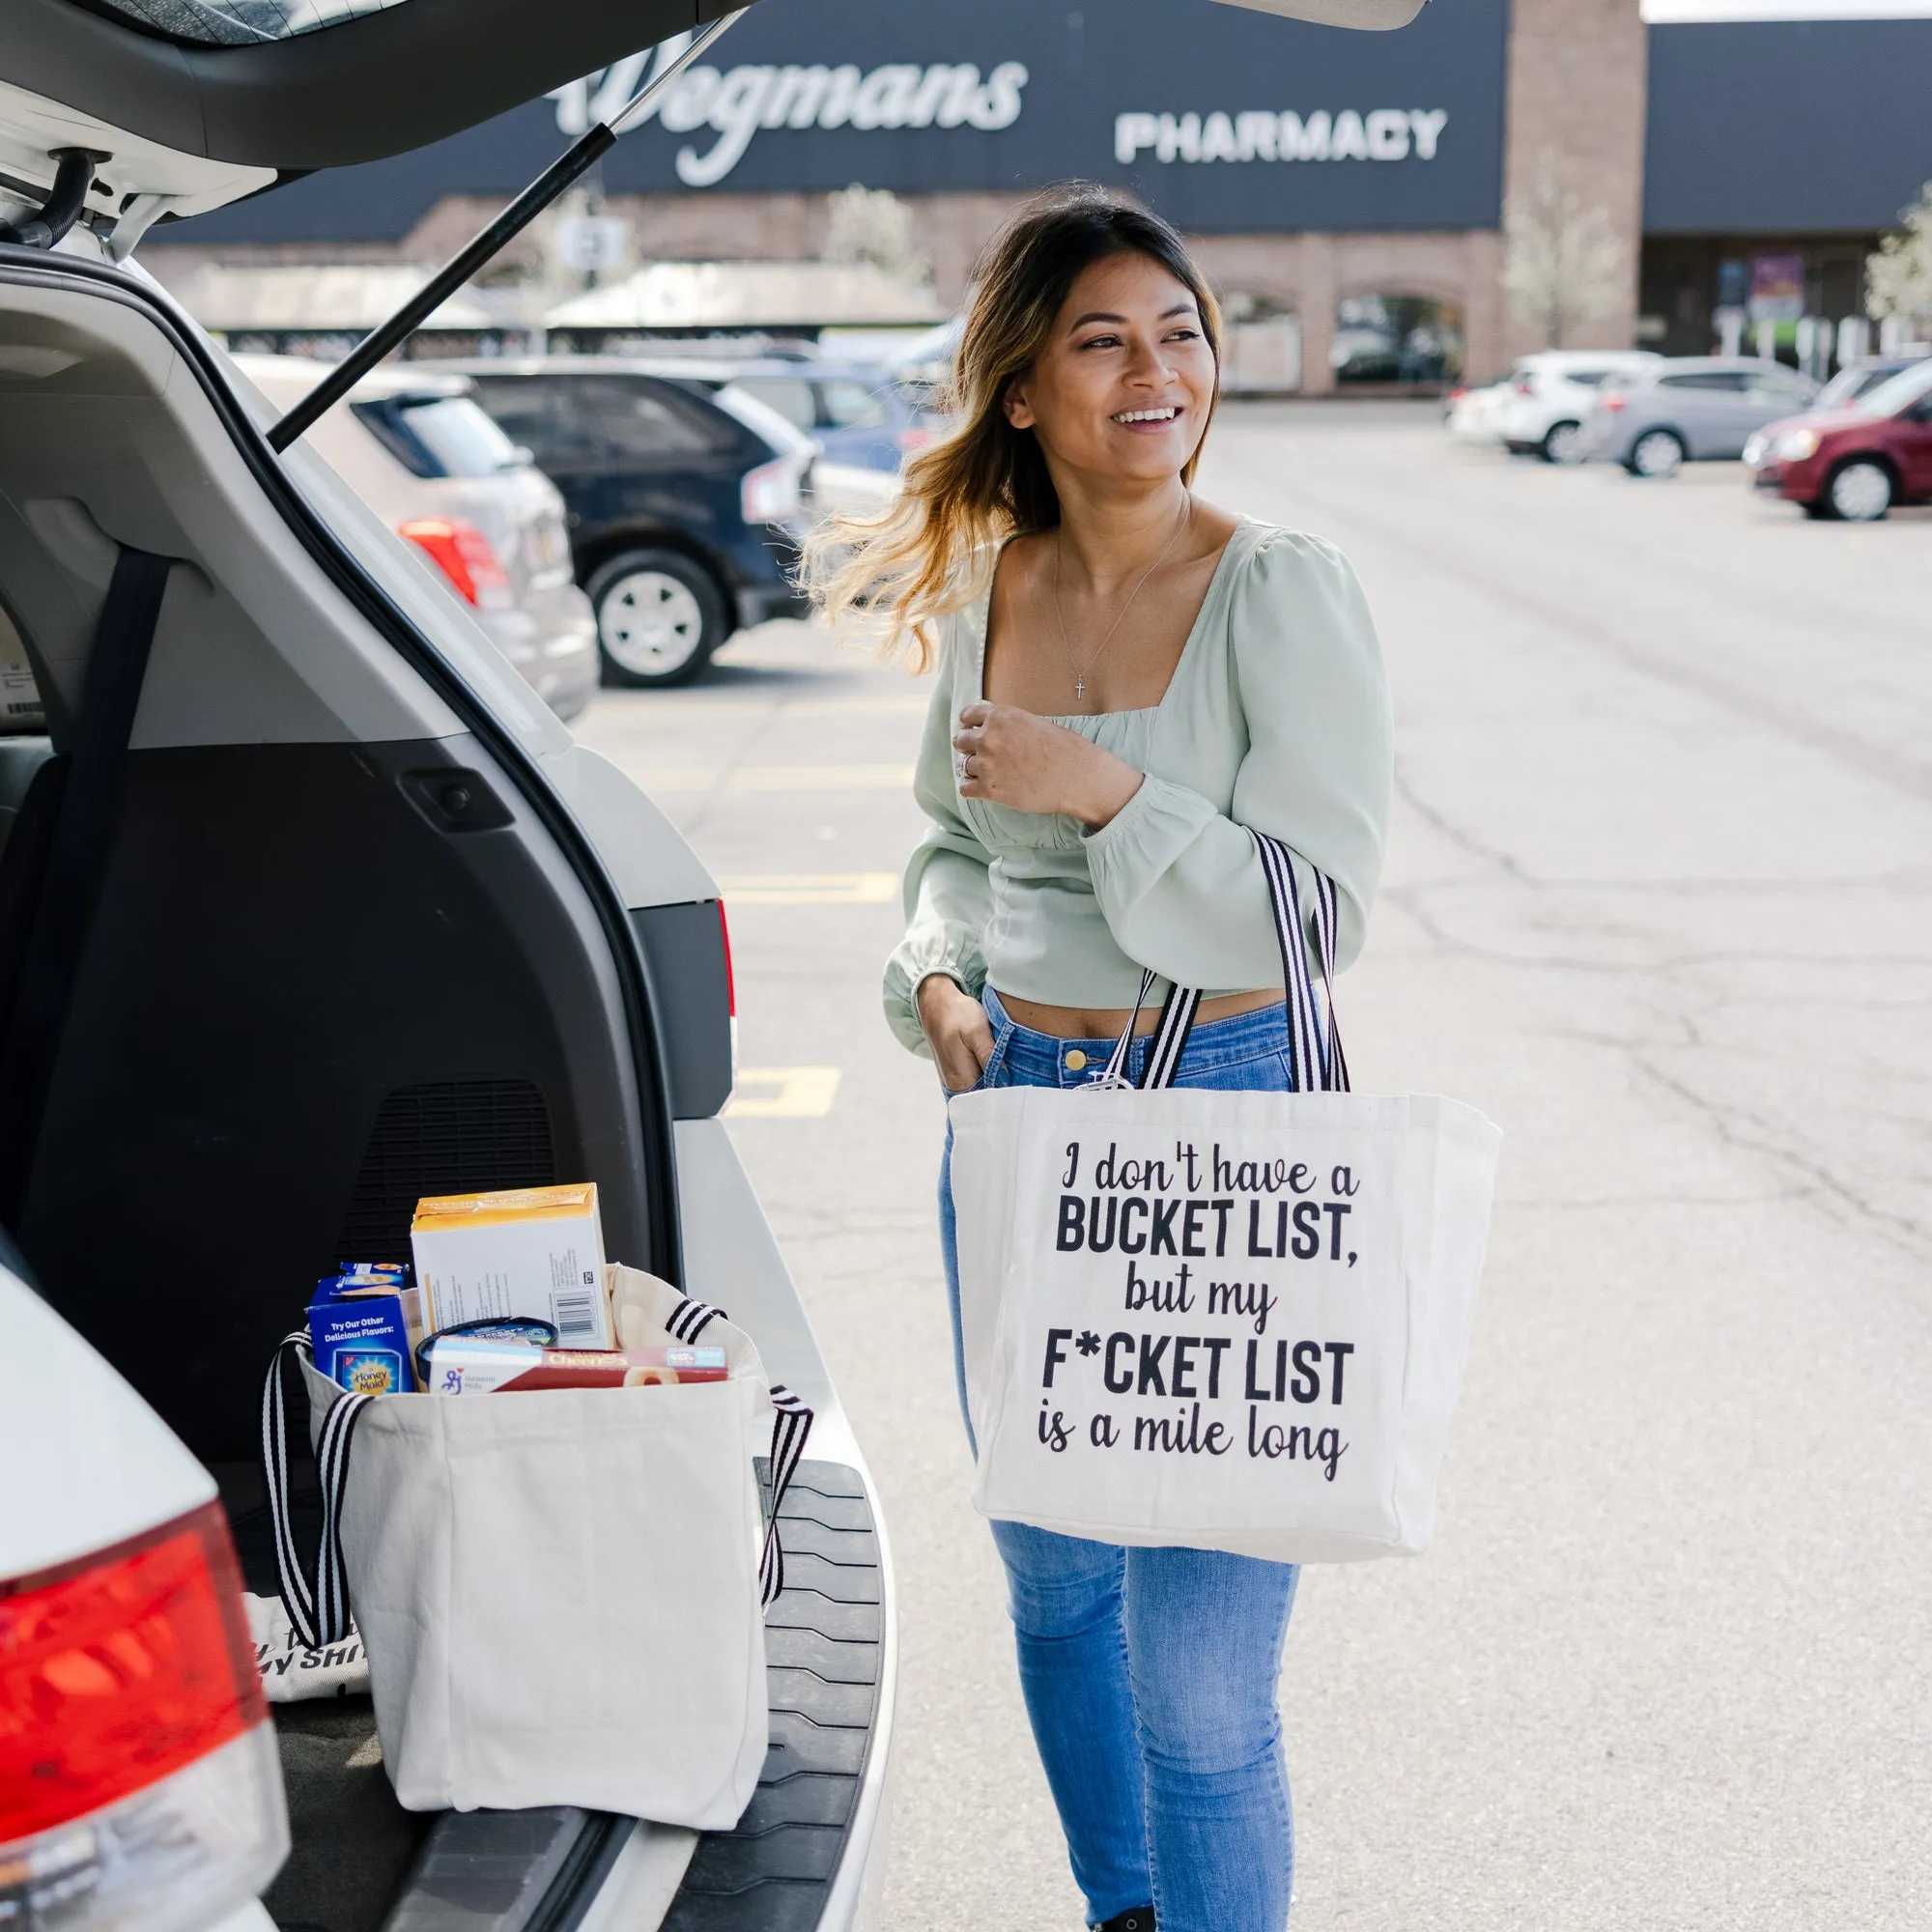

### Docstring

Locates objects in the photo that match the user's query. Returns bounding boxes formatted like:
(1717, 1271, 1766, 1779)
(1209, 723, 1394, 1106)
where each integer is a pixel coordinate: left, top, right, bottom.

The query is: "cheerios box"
(409, 1182, 612, 1350)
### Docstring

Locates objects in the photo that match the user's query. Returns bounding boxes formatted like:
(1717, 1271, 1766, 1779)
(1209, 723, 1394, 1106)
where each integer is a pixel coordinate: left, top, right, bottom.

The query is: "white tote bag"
(949, 836, 1500, 1564)
(260, 1264, 810, 1827)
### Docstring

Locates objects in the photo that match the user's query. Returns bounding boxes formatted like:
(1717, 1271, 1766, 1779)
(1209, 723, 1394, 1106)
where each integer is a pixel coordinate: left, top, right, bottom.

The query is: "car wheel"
(1826, 459, 1893, 523)
(1541, 420, 1585, 465)
(1627, 429, 1685, 479)
(586, 549, 728, 688)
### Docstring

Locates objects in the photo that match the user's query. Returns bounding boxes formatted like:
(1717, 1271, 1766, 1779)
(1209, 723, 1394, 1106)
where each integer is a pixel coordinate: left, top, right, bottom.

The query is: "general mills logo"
(554, 35, 1030, 187)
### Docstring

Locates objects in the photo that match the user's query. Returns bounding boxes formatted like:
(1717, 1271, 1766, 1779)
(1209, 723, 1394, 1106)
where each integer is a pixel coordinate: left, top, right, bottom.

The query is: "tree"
(1865, 183, 1932, 337)
(822, 185, 930, 284)
(1501, 156, 1627, 350)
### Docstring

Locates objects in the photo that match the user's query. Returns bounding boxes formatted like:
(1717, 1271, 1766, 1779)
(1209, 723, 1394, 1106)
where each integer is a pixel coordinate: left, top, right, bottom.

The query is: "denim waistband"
(981, 985, 1292, 1088)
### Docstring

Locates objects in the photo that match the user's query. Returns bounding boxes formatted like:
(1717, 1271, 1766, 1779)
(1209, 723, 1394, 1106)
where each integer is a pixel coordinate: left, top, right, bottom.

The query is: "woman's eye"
(1078, 333, 1121, 350)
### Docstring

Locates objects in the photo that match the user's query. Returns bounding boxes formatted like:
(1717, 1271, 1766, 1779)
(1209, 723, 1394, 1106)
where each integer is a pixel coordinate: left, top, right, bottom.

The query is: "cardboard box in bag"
(410, 1183, 613, 1349)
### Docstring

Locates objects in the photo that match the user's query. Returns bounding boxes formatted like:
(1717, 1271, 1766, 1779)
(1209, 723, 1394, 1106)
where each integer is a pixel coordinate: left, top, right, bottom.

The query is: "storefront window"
(1330, 295, 1464, 388)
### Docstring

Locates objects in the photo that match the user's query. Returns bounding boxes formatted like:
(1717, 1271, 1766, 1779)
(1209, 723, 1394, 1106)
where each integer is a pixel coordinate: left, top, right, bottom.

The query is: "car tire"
(1540, 420, 1585, 465)
(586, 549, 728, 689)
(1626, 429, 1685, 479)
(1825, 459, 1893, 523)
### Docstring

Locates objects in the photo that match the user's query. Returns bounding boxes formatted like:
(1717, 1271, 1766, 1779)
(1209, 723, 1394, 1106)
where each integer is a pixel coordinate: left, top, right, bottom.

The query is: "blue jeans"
(939, 989, 1302, 1932)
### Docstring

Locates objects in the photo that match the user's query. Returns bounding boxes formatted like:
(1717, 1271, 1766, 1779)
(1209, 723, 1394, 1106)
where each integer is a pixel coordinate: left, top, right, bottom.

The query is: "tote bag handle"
(666, 1294, 816, 1606)
(1098, 831, 1350, 1096)
(260, 1299, 816, 1644)
(261, 1330, 373, 1653)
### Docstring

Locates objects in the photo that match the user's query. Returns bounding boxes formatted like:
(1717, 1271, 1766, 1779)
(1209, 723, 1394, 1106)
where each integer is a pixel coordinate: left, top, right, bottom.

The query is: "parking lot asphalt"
(574, 401, 1932, 1932)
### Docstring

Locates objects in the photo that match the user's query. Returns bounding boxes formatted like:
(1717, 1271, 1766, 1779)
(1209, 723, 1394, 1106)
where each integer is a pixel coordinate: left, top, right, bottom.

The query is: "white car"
(1444, 379, 1512, 446)
(1, 1264, 288, 1932)
(0, 9, 895, 1932)
(1497, 351, 1662, 463)
(234, 357, 599, 722)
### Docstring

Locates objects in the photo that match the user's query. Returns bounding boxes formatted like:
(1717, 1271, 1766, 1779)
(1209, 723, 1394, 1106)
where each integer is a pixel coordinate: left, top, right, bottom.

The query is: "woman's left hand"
(952, 702, 1144, 830)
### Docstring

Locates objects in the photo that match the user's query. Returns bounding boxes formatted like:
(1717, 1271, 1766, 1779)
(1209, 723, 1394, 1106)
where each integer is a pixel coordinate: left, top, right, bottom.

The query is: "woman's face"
(1004, 251, 1217, 487)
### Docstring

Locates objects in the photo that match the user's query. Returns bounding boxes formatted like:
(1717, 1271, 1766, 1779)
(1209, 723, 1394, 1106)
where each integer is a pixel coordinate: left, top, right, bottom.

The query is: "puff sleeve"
(1079, 531, 1391, 991)
(882, 628, 995, 1055)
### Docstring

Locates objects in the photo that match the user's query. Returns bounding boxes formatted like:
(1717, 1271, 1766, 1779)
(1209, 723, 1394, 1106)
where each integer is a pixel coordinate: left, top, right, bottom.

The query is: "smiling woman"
(810, 185, 1392, 1932)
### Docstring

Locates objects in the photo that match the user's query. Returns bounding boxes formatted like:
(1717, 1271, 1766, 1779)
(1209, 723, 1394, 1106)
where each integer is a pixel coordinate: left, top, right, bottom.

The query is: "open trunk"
(0, 246, 892, 1932)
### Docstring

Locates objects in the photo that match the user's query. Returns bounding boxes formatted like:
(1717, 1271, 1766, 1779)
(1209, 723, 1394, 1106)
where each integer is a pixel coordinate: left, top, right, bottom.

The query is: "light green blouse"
(883, 516, 1393, 1057)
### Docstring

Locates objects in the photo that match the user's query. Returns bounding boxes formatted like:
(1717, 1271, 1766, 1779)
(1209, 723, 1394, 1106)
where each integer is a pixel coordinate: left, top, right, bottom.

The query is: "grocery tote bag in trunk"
(949, 836, 1500, 1564)
(260, 1264, 810, 1826)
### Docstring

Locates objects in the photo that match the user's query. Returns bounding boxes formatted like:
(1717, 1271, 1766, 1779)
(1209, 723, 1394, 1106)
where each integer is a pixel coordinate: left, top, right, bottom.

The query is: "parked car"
(2, 1260, 286, 1932)
(428, 357, 815, 688)
(1580, 357, 1820, 476)
(1496, 350, 1661, 463)
(689, 358, 940, 473)
(1443, 379, 1511, 445)
(1805, 354, 1929, 413)
(234, 356, 599, 720)
(1743, 356, 1932, 520)
(621, 355, 935, 521)
(0, 9, 896, 1931)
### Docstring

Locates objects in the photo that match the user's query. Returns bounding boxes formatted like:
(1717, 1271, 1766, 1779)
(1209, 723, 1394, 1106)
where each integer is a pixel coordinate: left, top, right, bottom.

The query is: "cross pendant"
(1073, 674, 1087, 699)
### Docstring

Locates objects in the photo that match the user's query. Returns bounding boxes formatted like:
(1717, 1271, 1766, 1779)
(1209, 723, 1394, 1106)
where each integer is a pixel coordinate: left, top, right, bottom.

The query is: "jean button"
(1065, 1049, 1088, 1072)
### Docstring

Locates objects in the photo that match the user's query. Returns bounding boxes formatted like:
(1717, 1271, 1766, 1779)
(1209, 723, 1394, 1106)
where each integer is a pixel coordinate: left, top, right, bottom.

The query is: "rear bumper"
(1750, 456, 1826, 501)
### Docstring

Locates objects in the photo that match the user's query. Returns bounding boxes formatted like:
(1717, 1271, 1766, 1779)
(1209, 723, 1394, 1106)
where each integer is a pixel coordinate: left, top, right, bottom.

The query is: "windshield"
(87, 0, 404, 46)
(1854, 358, 1932, 419)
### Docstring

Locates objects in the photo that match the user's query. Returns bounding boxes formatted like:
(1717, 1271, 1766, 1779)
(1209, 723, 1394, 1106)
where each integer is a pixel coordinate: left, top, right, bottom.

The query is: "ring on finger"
(955, 755, 973, 782)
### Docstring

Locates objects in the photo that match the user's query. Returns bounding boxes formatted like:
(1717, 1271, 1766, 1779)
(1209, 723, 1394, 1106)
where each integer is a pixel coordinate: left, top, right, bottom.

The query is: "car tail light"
(715, 900, 736, 1020)
(740, 458, 803, 526)
(1, 1502, 289, 1932)
(716, 899, 738, 1079)
(1601, 391, 1627, 413)
(1512, 377, 1535, 397)
(895, 426, 935, 454)
(398, 518, 515, 611)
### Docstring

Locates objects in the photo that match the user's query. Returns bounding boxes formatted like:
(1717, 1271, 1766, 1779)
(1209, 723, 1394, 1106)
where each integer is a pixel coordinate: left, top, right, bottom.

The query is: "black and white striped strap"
(260, 1331, 373, 1653)
(1098, 971, 1202, 1091)
(1257, 832, 1348, 1095)
(757, 1384, 814, 1606)
(667, 1294, 725, 1343)
(1103, 834, 1348, 1096)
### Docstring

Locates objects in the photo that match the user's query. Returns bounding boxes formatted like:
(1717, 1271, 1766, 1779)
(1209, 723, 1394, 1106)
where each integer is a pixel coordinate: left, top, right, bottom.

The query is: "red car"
(1745, 359, 1932, 520)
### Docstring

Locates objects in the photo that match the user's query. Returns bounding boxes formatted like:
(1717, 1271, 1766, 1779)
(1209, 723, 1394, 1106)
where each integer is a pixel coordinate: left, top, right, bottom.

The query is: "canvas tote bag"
(259, 1264, 810, 1827)
(948, 835, 1500, 1564)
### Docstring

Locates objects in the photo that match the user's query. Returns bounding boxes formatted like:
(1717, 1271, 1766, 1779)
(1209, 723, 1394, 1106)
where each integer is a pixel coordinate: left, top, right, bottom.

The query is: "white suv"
(1497, 351, 1663, 464)
(0, 7, 895, 1931)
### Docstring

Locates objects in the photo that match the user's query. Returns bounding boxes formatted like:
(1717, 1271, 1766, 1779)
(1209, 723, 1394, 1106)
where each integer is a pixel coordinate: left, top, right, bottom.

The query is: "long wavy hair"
(808, 185, 1220, 669)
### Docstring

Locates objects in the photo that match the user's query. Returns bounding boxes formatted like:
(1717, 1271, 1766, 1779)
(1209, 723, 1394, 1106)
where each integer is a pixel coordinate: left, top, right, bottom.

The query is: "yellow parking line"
(724, 1066, 842, 1119)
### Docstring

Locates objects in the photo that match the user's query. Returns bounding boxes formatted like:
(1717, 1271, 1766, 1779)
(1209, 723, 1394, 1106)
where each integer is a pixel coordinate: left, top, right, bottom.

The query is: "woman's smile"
(1111, 404, 1183, 434)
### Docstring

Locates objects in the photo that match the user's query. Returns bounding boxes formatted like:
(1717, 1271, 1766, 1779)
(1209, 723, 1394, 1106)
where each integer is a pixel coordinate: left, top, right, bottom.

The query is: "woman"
(813, 186, 1392, 1932)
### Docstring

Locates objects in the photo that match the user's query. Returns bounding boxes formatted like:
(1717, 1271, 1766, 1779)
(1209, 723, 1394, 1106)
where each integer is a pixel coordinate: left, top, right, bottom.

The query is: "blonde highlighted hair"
(807, 185, 1220, 670)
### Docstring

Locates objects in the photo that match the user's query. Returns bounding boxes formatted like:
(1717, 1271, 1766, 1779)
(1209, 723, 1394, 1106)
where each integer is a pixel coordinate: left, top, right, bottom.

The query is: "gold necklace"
(1051, 497, 1193, 704)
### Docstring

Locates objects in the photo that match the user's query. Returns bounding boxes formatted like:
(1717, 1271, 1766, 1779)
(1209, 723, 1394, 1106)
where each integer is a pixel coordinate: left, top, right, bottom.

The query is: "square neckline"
(968, 515, 1255, 724)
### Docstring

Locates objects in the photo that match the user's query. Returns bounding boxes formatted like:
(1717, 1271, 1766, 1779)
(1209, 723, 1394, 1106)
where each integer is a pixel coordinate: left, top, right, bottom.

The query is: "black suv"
(432, 358, 815, 688)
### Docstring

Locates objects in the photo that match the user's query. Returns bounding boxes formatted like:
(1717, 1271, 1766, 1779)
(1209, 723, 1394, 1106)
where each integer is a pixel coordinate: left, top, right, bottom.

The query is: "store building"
(146, 0, 1932, 390)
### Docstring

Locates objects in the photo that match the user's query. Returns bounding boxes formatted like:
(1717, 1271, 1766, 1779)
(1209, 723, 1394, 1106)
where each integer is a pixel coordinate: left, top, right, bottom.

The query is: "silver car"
(236, 357, 600, 720)
(1580, 356, 1820, 477)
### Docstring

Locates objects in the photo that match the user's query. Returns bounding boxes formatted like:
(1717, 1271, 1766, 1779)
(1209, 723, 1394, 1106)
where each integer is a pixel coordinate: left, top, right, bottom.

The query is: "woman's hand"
(952, 702, 1144, 829)
(919, 974, 995, 1093)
